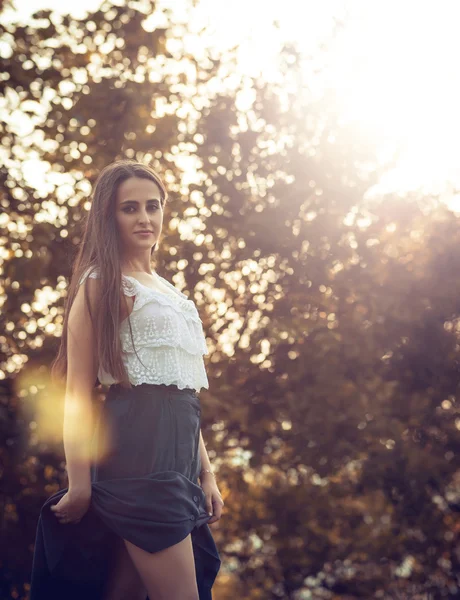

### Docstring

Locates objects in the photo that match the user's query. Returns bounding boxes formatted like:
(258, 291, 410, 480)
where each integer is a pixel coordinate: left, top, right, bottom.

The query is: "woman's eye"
(123, 204, 159, 213)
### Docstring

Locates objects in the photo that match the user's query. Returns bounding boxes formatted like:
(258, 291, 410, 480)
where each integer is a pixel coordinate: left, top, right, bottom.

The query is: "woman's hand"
(50, 487, 91, 525)
(200, 473, 224, 524)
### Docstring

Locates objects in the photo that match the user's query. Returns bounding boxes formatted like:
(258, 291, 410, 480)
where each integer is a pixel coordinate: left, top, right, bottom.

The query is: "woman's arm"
(198, 427, 225, 522)
(198, 428, 214, 480)
(63, 388, 93, 493)
(64, 276, 101, 493)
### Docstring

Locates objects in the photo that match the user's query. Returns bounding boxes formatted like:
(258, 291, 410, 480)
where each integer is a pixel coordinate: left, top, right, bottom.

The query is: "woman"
(30, 159, 223, 600)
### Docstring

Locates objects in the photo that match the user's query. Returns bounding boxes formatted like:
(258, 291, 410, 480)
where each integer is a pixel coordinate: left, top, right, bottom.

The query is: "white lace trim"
(79, 266, 100, 285)
(121, 275, 203, 325)
(120, 311, 208, 356)
(98, 346, 209, 392)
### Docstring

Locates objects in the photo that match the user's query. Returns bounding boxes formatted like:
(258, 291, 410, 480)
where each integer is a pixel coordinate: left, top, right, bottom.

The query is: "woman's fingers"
(51, 505, 83, 524)
(58, 515, 81, 525)
(208, 496, 224, 524)
(51, 504, 71, 523)
(51, 504, 66, 516)
(50, 491, 89, 525)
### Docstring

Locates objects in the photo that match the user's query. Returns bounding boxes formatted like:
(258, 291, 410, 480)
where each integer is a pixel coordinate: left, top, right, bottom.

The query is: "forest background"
(1, 0, 460, 598)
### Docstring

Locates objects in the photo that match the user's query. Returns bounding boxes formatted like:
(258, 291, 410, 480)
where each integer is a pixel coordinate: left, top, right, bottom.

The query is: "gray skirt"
(30, 383, 221, 600)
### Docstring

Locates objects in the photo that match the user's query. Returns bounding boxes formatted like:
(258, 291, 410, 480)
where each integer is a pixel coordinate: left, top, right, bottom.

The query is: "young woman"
(30, 159, 223, 600)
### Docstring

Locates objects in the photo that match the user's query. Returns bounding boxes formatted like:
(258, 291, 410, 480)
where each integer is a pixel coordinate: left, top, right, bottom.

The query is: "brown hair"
(51, 159, 168, 389)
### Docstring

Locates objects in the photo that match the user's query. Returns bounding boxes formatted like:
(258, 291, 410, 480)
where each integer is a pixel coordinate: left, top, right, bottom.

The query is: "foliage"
(1, 1, 460, 598)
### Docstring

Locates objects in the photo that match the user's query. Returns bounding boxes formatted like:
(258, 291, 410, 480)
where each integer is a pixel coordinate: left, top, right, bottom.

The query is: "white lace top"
(78, 267, 209, 392)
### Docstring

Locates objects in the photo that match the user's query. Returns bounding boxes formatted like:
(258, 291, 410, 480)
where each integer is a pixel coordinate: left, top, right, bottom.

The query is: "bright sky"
(3, 0, 460, 203)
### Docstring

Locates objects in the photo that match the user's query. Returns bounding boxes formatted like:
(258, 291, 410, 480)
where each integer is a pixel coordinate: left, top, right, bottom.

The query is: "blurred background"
(1, 0, 460, 598)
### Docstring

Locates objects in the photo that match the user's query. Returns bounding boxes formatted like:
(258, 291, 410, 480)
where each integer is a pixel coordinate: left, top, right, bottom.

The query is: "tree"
(1, 1, 459, 598)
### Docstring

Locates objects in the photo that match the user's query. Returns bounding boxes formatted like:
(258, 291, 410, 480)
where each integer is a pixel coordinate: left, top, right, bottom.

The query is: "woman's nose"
(139, 208, 151, 221)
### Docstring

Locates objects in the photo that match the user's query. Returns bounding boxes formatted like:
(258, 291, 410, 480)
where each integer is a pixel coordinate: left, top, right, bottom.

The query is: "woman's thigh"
(102, 535, 147, 600)
(124, 533, 199, 600)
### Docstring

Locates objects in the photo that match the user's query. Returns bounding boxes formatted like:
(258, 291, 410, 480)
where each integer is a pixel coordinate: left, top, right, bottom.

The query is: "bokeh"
(1, 1, 460, 598)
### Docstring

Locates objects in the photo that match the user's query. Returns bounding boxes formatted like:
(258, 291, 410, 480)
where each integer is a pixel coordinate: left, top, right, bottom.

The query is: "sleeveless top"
(79, 267, 209, 392)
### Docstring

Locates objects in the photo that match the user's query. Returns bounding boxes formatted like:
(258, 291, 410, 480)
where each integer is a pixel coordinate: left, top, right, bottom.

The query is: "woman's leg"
(102, 535, 147, 600)
(123, 533, 199, 600)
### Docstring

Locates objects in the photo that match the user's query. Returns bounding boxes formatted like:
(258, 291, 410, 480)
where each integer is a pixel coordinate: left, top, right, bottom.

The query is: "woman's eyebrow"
(120, 198, 161, 205)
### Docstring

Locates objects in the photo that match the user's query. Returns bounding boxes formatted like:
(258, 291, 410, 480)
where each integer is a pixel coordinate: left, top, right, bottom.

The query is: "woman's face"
(115, 176, 163, 254)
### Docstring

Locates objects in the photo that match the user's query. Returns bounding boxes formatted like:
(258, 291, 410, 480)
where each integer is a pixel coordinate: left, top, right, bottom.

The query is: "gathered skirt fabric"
(30, 383, 221, 600)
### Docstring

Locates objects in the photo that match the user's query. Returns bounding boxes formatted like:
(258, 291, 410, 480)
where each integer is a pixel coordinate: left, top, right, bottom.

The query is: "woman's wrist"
(199, 467, 215, 480)
(69, 484, 92, 497)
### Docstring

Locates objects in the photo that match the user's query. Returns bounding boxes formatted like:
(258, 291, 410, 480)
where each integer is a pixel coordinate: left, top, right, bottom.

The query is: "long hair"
(51, 159, 168, 390)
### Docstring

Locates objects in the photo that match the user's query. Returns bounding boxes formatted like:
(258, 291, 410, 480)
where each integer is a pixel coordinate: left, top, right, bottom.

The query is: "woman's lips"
(135, 231, 153, 236)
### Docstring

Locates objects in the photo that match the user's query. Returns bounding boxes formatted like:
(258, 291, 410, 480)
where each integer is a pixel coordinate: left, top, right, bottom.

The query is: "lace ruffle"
(122, 275, 203, 325)
(119, 346, 209, 391)
(79, 266, 100, 285)
(99, 346, 209, 392)
(120, 311, 209, 356)
(121, 276, 136, 297)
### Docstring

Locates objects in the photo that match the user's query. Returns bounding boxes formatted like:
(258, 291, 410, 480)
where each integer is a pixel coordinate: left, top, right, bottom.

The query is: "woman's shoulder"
(78, 266, 138, 300)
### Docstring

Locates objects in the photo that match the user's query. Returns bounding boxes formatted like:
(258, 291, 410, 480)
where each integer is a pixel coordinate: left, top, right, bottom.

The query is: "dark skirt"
(30, 383, 221, 600)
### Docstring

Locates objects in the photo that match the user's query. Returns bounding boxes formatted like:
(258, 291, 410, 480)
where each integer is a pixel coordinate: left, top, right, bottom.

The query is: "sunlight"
(18, 367, 113, 461)
(186, 0, 460, 196)
(4, 0, 459, 198)
(322, 2, 460, 196)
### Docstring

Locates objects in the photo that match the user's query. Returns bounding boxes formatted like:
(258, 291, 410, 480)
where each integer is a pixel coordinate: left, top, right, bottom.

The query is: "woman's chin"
(133, 237, 156, 244)
(125, 240, 157, 250)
